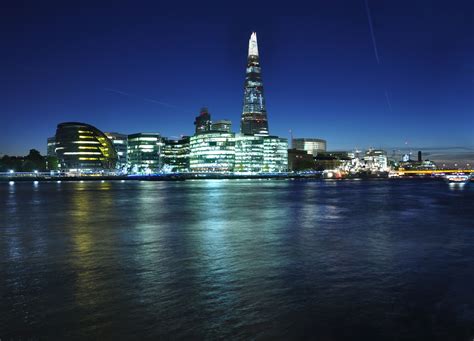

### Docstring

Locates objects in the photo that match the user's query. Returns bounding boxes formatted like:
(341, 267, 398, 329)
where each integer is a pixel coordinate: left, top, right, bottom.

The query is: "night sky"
(1, 1, 473, 156)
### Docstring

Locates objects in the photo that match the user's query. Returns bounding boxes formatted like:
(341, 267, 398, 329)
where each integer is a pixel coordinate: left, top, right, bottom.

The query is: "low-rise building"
(233, 134, 287, 173)
(127, 133, 163, 174)
(162, 136, 190, 173)
(189, 132, 235, 172)
(292, 138, 327, 156)
(288, 148, 315, 171)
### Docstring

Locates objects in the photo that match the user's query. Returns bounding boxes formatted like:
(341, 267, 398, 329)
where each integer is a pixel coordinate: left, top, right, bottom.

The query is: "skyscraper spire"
(248, 32, 259, 57)
(241, 32, 269, 135)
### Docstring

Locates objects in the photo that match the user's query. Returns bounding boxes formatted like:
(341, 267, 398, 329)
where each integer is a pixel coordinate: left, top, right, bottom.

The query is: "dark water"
(1, 179, 473, 340)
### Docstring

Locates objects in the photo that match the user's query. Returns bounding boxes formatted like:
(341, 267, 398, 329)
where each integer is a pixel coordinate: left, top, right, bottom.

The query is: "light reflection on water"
(0, 179, 473, 339)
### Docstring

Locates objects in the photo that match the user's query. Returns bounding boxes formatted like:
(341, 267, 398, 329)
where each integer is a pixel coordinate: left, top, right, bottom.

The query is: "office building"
(54, 122, 117, 172)
(47, 136, 56, 157)
(163, 136, 190, 172)
(127, 133, 163, 174)
(288, 149, 315, 171)
(189, 132, 235, 172)
(105, 132, 128, 170)
(234, 135, 288, 173)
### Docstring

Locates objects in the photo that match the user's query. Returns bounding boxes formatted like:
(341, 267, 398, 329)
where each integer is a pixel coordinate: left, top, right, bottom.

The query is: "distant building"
(47, 136, 56, 157)
(211, 120, 232, 133)
(162, 136, 190, 173)
(105, 132, 128, 170)
(55, 122, 117, 172)
(314, 151, 350, 171)
(288, 149, 315, 171)
(189, 131, 235, 172)
(363, 149, 388, 171)
(127, 133, 163, 174)
(194, 107, 212, 134)
(292, 138, 327, 156)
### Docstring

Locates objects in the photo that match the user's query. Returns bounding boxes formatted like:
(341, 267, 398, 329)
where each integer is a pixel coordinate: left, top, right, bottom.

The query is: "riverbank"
(1, 172, 467, 182)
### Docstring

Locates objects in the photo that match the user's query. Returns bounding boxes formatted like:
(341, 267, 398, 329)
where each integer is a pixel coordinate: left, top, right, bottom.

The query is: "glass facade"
(55, 122, 117, 171)
(127, 133, 163, 174)
(189, 132, 235, 172)
(47, 136, 56, 157)
(105, 132, 128, 171)
(163, 136, 190, 173)
(241, 32, 269, 135)
(262, 136, 288, 172)
(292, 138, 327, 156)
(234, 135, 288, 173)
(234, 135, 264, 172)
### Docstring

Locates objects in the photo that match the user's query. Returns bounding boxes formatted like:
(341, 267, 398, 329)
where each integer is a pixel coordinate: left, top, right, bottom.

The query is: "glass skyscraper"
(240, 32, 269, 135)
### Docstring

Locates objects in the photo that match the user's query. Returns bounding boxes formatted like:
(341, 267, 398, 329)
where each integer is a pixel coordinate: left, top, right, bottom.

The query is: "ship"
(444, 173, 470, 184)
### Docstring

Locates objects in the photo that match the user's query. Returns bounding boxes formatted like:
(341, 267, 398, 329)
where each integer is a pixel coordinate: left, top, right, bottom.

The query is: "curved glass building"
(55, 122, 118, 172)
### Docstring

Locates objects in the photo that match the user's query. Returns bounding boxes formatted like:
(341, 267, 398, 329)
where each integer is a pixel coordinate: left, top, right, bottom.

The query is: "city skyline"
(1, 1, 473, 157)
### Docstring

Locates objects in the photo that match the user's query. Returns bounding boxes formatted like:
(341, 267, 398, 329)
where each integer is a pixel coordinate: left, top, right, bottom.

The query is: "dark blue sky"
(1, 0, 473, 155)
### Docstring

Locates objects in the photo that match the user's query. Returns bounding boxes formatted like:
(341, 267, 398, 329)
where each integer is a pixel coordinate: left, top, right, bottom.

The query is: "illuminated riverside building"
(240, 32, 269, 135)
(292, 138, 327, 156)
(127, 133, 163, 173)
(105, 132, 128, 170)
(262, 136, 288, 172)
(162, 136, 190, 172)
(54, 122, 117, 171)
(189, 132, 287, 173)
(189, 132, 235, 172)
(234, 135, 287, 173)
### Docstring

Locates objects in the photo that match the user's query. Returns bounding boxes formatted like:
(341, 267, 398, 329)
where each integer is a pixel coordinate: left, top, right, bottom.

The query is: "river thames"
(1, 179, 473, 339)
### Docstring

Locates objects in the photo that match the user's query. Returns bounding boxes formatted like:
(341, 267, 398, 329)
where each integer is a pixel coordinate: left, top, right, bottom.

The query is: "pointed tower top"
(248, 32, 259, 57)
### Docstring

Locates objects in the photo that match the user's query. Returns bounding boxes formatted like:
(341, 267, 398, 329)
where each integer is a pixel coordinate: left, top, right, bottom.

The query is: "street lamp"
(9, 169, 14, 174)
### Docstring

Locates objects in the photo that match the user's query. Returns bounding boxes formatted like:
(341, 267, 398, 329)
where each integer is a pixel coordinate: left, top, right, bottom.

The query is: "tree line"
(0, 149, 58, 172)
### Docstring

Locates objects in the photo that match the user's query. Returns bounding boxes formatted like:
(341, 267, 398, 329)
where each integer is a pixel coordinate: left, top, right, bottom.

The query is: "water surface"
(1, 179, 473, 339)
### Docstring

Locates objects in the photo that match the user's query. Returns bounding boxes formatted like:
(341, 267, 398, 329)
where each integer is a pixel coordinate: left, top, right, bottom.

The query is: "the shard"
(240, 32, 269, 135)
